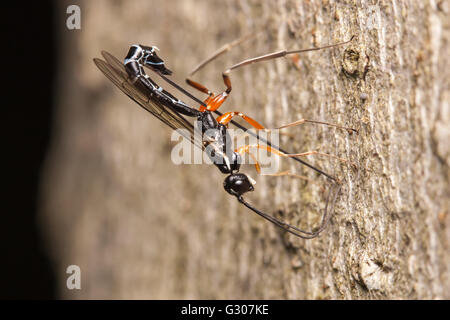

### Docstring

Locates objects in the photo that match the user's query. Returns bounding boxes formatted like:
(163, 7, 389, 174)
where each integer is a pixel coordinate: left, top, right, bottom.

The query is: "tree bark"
(41, 0, 450, 299)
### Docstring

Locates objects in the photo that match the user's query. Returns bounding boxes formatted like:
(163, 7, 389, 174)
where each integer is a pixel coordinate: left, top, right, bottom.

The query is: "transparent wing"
(93, 52, 203, 150)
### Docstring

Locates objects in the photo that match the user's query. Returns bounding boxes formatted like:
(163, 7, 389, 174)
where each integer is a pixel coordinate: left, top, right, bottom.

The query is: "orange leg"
(184, 60, 234, 113)
(217, 112, 357, 134)
(265, 170, 309, 181)
(216, 111, 265, 129)
(218, 36, 355, 94)
(189, 31, 260, 76)
(186, 78, 214, 96)
(267, 118, 358, 134)
(185, 33, 260, 113)
(184, 79, 214, 112)
(187, 35, 354, 115)
(185, 78, 229, 113)
(213, 36, 356, 111)
(234, 146, 308, 181)
(206, 91, 229, 112)
(236, 144, 355, 173)
(186, 32, 255, 113)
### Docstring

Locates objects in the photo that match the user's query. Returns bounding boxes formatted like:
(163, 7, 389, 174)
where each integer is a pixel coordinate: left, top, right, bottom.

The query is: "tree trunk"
(41, 0, 450, 299)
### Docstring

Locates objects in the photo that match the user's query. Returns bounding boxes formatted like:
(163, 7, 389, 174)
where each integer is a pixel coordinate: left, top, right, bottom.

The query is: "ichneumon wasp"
(93, 34, 355, 239)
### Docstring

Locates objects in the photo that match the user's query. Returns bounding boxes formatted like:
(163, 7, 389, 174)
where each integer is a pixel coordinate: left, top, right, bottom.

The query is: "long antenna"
(237, 181, 341, 238)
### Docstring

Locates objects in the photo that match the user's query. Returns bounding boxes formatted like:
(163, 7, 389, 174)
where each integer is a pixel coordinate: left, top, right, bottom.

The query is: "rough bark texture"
(41, 0, 450, 299)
